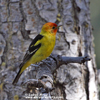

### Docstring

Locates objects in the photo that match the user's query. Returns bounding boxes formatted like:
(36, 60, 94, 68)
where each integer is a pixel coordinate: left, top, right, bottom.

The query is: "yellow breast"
(30, 34, 56, 63)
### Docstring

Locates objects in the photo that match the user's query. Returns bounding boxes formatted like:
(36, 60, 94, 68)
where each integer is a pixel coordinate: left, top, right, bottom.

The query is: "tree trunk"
(0, 0, 98, 100)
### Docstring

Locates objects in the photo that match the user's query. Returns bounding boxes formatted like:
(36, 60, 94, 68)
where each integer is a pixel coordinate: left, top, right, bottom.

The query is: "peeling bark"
(0, 0, 98, 100)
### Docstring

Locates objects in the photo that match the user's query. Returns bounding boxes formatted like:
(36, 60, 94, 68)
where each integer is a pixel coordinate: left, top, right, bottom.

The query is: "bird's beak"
(57, 25, 62, 29)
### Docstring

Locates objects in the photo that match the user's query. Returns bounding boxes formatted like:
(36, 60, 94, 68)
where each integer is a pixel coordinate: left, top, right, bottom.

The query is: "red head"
(41, 22, 58, 35)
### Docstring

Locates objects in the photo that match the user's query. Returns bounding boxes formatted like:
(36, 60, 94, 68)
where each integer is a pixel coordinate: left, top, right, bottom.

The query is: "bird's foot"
(49, 54, 59, 66)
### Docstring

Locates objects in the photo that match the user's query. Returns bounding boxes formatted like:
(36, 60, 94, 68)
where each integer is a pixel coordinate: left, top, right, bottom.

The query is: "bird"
(12, 22, 61, 85)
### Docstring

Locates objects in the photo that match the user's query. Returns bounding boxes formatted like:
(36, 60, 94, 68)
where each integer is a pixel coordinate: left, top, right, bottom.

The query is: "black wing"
(22, 34, 43, 63)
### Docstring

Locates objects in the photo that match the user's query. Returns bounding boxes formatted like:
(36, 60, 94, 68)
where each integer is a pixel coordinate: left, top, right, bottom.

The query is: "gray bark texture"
(0, 0, 98, 100)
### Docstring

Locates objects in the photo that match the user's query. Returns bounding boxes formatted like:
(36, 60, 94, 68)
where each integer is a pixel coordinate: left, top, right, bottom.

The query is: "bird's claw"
(50, 54, 59, 66)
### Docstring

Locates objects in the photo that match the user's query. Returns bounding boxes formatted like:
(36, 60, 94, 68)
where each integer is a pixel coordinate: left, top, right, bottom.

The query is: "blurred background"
(90, 0, 100, 69)
(90, 0, 100, 99)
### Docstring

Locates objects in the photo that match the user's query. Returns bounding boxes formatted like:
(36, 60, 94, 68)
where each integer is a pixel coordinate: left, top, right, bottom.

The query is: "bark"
(0, 0, 98, 100)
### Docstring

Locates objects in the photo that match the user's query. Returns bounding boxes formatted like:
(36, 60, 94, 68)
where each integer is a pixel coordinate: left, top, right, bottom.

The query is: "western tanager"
(12, 22, 60, 85)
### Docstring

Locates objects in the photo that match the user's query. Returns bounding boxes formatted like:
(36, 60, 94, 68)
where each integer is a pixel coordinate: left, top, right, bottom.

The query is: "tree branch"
(22, 54, 91, 100)
(49, 54, 91, 70)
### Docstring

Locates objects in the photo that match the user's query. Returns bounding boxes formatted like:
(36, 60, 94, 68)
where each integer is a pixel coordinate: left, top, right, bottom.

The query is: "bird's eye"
(52, 26, 55, 29)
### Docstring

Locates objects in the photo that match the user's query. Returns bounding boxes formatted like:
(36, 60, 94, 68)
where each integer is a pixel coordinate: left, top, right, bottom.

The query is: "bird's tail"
(12, 71, 22, 85)
(12, 63, 24, 85)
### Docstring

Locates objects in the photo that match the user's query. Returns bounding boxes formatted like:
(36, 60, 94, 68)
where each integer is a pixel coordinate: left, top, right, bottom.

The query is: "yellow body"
(20, 34, 56, 74)
(12, 22, 58, 84)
